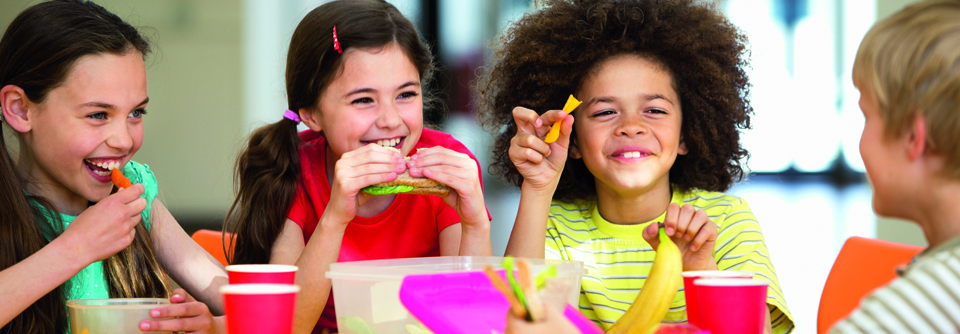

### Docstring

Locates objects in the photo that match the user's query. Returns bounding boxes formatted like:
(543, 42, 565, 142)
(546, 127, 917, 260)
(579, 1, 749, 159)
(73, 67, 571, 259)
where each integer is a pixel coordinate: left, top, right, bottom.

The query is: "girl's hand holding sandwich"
(407, 146, 489, 229)
(326, 144, 407, 225)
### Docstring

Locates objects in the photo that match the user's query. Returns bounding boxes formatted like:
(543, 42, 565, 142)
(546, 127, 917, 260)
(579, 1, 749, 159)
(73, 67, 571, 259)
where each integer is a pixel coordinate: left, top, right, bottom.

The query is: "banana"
(606, 226, 683, 334)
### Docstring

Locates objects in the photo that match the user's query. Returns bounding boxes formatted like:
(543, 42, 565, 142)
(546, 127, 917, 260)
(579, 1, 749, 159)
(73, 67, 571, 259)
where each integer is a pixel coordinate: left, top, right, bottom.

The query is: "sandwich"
(361, 147, 451, 196)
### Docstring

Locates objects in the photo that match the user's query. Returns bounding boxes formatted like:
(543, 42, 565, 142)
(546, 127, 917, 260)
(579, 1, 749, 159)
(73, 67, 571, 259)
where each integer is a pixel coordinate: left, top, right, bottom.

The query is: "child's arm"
(149, 200, 228, 312)
(0, 185, 146, 327)
(407, 146, 491, 256)
(504, 107, 574, 258)
(146, 200, 228, 333)
(270, 219, 343, 334)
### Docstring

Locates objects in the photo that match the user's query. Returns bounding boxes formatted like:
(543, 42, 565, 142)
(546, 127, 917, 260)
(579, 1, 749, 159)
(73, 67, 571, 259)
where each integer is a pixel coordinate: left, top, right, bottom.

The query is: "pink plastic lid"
(399, 271, 603, 334)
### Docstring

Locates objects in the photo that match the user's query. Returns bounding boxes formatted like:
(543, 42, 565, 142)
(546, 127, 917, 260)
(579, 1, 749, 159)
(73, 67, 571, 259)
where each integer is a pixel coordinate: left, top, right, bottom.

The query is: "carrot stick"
(517, 260, 545, 322)
(111, 168, 132, 189)
(483, 265, 527, 319)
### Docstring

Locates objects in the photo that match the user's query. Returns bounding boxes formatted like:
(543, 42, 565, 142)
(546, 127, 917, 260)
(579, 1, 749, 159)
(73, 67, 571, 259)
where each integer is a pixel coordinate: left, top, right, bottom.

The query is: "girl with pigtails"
(225, 0, 492, 332)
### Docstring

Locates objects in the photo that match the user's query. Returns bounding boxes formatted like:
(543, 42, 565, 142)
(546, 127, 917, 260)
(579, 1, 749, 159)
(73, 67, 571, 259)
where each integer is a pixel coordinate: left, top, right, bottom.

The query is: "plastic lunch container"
(326, 256, 584, 333)
(66, 298, 169, 334)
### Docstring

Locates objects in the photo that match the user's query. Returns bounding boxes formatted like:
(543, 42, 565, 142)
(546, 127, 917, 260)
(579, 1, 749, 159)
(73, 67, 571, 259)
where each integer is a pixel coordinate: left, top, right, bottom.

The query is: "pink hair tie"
(283, 109, 301, 123)
(333, 25, 342, 54)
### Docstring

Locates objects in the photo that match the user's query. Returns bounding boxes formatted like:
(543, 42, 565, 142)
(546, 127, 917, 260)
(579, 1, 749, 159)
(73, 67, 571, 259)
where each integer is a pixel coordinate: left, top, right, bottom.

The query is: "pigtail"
(224, 119, 301, 264)
(0, 125, 67, 334)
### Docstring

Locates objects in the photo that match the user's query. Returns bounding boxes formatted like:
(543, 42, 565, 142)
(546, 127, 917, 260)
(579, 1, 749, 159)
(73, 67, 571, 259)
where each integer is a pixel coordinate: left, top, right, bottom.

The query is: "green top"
(34, 161, 158, 301)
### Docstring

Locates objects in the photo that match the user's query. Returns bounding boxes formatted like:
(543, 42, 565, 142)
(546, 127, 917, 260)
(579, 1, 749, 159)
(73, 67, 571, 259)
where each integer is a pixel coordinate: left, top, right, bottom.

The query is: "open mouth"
(365, 137, 404, 149)
(617, 151, 650, 159)
(83, 159, 122, 177)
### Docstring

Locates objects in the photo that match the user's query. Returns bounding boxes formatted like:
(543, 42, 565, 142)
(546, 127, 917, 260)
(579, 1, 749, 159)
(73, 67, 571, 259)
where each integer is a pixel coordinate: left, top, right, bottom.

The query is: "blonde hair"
(853, 0, 960, 177)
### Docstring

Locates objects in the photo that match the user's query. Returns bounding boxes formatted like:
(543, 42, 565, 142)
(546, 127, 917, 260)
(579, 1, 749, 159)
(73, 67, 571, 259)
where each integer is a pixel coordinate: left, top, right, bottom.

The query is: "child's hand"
(509, 107, 574, 191)
(326, 144, 406, 225)
(407, 147, 488, 228)
(62, 184, 147, 265)
(642, 203, 719, 271)
(139, 288, 223, 333)
(503, 302, 579, 334)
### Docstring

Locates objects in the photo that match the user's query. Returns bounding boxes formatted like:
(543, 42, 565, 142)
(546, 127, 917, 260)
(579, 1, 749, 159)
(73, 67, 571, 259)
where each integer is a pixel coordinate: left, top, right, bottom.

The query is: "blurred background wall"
(0, 0, 926, 332)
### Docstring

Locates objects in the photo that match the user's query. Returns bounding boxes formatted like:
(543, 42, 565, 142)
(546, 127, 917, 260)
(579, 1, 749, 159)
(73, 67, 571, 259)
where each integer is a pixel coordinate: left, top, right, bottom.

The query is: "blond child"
(830, 0, 960, 332)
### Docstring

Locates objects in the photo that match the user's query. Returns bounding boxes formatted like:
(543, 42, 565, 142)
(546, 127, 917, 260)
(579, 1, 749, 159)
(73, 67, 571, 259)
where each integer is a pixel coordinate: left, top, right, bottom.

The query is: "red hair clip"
(333, 25, 342, 54)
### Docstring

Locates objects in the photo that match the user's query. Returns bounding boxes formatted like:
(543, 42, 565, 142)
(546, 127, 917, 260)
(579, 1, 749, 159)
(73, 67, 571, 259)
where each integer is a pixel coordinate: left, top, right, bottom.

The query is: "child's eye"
(646, 108, 667, 114)
(352, 97, 374, 105)
(592, 109, 616, 117)
(129, 109, 147, 118)
(397, 91, 418, 100)
(87, 112, 107, 120)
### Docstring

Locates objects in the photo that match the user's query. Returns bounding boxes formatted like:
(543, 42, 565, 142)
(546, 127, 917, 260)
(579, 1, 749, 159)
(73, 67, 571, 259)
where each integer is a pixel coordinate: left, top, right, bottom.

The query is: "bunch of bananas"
(606, 226, 683, 334)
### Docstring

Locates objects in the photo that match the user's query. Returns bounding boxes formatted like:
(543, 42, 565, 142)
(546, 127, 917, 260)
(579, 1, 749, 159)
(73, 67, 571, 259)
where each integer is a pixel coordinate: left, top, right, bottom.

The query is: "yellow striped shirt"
(546, 189, 794, 333)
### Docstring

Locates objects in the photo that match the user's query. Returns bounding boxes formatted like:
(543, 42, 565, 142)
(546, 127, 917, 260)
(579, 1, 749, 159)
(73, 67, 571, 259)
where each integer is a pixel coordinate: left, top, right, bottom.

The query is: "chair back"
(191, 229, 234, 266)
(818, 236, 924, 333)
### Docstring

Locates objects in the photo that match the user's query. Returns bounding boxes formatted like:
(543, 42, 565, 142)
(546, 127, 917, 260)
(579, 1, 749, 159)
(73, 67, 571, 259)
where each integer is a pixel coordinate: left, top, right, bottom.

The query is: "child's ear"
(569, 135, 582, 159)
(678, 137, 689, 155)
(298, 107, 323, 132)
(1, 85, 32, 133)
(905, 111, 927, 161)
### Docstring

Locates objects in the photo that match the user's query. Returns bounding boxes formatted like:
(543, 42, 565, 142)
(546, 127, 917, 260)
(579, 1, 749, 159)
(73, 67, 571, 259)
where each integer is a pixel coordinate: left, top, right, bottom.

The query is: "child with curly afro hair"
(477, 0, 793, 332)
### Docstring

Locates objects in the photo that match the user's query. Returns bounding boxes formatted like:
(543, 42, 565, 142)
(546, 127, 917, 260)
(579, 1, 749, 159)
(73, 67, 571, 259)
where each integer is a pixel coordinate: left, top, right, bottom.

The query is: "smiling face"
(572, 54, 686, 198)
(17, 51, 148, 214)
(307, 42, 423, 160)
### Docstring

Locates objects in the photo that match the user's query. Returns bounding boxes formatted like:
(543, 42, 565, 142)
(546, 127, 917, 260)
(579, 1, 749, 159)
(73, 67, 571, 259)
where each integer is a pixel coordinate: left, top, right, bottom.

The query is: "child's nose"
(106, 122, 134, 151)
(617, 115, 647, 137)
(376, 103, 404, 129)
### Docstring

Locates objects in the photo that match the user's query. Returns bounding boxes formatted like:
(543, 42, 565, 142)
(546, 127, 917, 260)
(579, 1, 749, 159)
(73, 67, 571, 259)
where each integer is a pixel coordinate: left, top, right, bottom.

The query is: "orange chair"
(191, 229, 235, 267)
(817, 236, 925, 333)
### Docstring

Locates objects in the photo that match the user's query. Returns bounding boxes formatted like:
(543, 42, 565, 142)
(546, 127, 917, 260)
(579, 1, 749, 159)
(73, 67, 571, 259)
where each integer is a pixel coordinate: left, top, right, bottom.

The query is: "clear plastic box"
(326, 256, 584, 334)
(67, 298, 169, 334)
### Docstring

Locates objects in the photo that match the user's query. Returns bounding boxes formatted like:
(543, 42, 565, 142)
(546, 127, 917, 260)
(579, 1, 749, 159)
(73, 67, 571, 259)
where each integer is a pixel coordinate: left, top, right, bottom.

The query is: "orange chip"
(544, 95, 581, 143)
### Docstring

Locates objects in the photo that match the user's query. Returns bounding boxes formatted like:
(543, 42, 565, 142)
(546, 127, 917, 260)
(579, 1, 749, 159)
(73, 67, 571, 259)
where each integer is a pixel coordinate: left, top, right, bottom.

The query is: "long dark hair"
(0, 1, 168, 332)
(225, 0, 435, 264)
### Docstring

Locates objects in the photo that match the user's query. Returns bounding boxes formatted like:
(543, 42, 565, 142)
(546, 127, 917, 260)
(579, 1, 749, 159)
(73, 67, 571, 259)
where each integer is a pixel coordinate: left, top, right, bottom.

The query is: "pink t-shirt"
(287, 128, 489, 331)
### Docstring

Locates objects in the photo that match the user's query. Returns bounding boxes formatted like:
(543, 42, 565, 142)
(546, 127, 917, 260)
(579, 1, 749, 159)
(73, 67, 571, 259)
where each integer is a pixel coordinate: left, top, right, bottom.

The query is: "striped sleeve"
(545, 213, 567, 261)
(830, 250, 960, 333)
(711, 197, 794, 334)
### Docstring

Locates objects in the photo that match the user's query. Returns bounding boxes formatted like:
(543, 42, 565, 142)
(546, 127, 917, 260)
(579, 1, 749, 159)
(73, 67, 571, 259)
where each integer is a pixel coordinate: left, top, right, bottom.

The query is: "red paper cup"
(681, 270, 754, 327)
(226, 264, 298, 284)
(695, 278, 768, 334)
(221, 284, 300, 334)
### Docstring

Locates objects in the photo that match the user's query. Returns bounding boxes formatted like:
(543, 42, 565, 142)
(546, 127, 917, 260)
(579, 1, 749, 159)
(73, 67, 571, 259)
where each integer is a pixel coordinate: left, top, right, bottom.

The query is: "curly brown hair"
(477, 0, 752, 202)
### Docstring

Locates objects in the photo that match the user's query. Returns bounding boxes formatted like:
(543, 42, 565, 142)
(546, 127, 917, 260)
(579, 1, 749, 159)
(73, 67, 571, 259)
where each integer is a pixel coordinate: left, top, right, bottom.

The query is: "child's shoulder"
(548, 198, 593, 220)
(676, 189, 748, 210)
(121, 160, 159, 224)
(123, 160, 157, 186)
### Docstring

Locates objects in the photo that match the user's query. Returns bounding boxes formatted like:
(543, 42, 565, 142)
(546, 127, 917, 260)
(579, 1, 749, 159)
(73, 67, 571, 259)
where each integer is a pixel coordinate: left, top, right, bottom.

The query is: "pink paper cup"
(221, 284, 300, 334)
(226, 264, 298, 284)
(695, 278, 768, 334)
(682, 270, 754, 327)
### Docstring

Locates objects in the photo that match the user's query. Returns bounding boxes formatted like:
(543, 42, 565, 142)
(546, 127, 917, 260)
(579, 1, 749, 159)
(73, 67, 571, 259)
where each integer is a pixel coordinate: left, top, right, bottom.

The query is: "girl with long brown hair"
(0, 1, 228, 333)
(224, 0, 492, 332)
